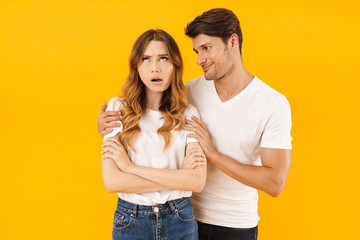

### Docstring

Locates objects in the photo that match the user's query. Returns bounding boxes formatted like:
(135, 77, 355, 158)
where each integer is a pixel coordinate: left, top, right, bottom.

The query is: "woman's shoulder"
(184, 104, 200, 119)
(106, 97, 127, 111)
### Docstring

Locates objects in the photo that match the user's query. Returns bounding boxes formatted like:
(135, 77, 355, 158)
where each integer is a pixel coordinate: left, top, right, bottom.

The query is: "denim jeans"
(198, 221, 257, 240)
(112, 197, 198, 240)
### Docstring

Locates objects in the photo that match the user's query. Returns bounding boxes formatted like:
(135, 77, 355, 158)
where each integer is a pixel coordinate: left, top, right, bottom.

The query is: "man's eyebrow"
(200, 43, 211, 48)
(193, 43, 212, 52)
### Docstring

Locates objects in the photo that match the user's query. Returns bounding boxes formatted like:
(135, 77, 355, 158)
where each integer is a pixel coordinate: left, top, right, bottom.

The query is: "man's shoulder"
(185, 75, 205, 89)
(255, 77, 286, 101)
(254, 77, 290, 111)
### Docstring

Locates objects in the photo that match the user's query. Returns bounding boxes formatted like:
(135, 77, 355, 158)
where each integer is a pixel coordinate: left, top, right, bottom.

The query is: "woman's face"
(137, 40, 174, 95)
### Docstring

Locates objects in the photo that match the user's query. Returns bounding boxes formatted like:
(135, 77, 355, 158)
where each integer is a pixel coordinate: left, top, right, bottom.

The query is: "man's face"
(192, 34, 234, 80)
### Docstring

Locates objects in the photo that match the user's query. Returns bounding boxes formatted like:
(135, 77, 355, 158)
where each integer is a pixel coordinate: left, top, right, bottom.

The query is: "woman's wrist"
(125, 163, 136, 174)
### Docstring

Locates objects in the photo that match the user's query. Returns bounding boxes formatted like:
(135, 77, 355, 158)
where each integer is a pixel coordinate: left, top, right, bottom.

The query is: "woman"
(101, 29, 206, 240)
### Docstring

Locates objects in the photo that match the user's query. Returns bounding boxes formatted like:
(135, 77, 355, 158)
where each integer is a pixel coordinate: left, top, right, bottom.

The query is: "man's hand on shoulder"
(97, 103, 122, 137)
(185, 116, 218, 161)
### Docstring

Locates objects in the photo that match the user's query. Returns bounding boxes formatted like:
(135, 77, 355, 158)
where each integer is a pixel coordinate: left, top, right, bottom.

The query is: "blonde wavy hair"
(119, 29, 188, 152)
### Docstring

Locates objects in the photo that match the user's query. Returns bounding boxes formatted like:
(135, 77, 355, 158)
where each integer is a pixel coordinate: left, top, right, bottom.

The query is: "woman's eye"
(159, 57, 168, 62)
(142, 57, 150, 62)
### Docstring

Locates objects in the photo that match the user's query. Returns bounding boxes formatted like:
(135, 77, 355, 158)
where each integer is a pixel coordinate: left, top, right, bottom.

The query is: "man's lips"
(202, 63, 213, 72)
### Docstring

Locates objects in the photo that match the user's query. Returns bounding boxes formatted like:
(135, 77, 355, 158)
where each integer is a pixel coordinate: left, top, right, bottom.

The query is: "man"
(98, 8, 292, 240)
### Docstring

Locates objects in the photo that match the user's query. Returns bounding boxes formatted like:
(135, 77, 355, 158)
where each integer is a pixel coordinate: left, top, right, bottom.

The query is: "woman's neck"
(145, 91, 162, 111)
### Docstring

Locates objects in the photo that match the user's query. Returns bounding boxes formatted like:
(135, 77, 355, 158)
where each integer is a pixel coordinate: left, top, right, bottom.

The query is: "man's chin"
(204, 73, 214, 80)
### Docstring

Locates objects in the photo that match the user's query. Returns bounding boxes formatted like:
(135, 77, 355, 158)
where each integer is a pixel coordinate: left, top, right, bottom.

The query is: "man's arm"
(186, 116, 292, 197)
(206, 148, 291, 197)
(97, 103, 122, 137)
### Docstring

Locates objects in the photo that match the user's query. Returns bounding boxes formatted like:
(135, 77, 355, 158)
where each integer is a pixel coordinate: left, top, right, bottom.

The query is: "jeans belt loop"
(132, 204, 137, 218)
(168, 200, 177, 213)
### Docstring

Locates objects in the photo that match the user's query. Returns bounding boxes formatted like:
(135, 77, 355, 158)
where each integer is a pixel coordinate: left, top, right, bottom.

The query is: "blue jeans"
(112, 197, 198, 240)
(198, 221, 258, 240)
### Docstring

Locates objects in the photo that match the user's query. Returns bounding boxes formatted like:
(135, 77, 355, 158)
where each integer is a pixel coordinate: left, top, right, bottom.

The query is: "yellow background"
(1, 0, 359, 239)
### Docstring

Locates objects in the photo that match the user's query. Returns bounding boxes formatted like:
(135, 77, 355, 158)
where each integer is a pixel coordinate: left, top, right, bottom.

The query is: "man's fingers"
(186, 120, 204, 133)
(101, 103, 107, 113)
(188, 117, 208, 134)
(191, 116, 206, 129)
(100, 128, 113, 137)
(104, 122, 121, 129)
(103, 111, 121, 117)
(184, 126, 203, 138)
(104, 128, 113, 134)
(187, 134, 200, 141)
(186, 120, 208, 136)
(186, 119, 197, 127)
(105, 116, 121, 123)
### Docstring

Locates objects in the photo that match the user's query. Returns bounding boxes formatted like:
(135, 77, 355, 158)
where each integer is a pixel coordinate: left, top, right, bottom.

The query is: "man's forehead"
(192, 34, 222, 48)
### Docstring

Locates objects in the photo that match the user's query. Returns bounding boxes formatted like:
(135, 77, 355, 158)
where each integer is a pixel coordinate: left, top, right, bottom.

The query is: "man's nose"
(197, 53, 206, 66)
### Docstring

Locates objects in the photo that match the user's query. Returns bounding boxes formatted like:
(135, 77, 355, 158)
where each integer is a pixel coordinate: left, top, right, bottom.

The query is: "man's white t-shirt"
(104, 97, 200, 206)
(186, 76, 292, 228)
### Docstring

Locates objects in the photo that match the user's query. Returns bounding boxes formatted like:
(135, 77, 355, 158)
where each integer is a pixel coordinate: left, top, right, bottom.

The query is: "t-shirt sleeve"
(260, 96, 292, 150)
(185, 106, 200, 145)
(103, 97, 123, 141)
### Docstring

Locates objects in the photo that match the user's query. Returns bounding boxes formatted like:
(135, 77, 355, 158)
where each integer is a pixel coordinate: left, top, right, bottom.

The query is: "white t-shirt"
(186, 76, 292, 228)
(104, 97, 200, 206)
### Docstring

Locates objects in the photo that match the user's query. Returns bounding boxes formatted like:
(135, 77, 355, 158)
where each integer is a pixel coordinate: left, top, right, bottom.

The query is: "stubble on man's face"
(204, 45, 233, 81)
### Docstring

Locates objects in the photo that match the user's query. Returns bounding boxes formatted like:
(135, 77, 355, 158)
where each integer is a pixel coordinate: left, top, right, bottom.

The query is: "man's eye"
(205, 46, 210, 50)
(160, 57, 168, 62)
(142, 57, 150, 62)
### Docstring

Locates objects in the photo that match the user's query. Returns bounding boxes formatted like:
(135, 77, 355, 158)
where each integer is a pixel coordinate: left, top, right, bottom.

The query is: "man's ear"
(228, 33, 239, 51)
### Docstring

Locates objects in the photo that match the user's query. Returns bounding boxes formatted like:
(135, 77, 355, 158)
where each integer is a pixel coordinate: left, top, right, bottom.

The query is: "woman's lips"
(151, 78, 163, 85)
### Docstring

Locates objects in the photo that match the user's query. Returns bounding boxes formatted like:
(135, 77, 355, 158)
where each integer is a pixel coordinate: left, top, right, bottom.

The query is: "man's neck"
(214, 62, 254, 102)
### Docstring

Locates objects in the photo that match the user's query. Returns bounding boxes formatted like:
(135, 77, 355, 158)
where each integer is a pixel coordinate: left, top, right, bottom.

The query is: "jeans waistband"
(116, 197, 189, 217)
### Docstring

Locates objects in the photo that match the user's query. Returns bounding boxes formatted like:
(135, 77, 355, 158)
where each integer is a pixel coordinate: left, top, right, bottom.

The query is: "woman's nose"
(151, 61, 160, 72)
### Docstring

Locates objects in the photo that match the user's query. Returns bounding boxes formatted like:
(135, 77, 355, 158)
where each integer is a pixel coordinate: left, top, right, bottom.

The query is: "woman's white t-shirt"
(104, 97, 199, 206)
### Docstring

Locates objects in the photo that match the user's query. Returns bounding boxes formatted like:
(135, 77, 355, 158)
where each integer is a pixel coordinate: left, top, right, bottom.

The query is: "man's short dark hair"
(185, 8, 243, 54)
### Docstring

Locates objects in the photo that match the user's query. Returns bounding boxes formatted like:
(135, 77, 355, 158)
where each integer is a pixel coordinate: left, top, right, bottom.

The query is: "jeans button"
(153, 207, 159, 213)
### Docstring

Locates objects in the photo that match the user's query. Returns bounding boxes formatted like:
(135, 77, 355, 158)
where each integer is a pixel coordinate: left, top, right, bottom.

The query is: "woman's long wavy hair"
(120, 29, 188, 152)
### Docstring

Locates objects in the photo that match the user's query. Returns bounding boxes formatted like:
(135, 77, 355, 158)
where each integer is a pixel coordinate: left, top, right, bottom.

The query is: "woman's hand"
(102, 137, 134, 173)
(181, 148, 206, 169)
